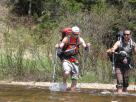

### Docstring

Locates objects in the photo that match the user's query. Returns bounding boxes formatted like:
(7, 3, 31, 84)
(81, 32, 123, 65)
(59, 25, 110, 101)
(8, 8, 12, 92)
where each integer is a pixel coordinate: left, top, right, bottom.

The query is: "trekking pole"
(132, 69, 136, 92)
(81, 48, 85, 76)
(84, 44, 90, 63)
(81, 43, 90, 76)
(111, 52, 117, 99)
(134, 75, 136, 92)
(52, 48, 58, 82)
(49, 47, 63, 91)
(112, 52, 115, 75)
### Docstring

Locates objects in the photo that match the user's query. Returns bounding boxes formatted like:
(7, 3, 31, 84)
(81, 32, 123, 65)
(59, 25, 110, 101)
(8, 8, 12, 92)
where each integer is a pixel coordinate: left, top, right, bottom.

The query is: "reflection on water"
(0, 85, 135, 102)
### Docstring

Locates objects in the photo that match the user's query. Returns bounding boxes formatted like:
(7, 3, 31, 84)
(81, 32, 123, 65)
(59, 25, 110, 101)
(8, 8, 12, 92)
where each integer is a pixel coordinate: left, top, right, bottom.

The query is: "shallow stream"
(0, 85, 136, 102)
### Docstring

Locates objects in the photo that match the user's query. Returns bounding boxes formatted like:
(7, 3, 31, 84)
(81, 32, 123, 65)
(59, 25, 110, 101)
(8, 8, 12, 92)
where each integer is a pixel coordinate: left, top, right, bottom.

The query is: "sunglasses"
(74, 34, 78, 36)
(124, 34, 130, 36)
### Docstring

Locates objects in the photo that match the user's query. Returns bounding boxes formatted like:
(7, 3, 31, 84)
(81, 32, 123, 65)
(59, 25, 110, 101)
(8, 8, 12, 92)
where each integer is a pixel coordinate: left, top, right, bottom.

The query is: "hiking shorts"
(62, 60, 79, 80)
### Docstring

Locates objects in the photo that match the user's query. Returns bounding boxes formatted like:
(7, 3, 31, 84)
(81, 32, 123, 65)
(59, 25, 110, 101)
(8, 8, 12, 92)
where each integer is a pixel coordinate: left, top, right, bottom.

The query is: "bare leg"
(115, 68, 123, 94)
(63, 71, 69, 83)
(117, 87, 123, 94)
(123, 87, 127, 92)
(62, 60, 71, 91)
(123, 69, 130, 92)
(71, 79, 77, 92)
(62, 71, 69, 91)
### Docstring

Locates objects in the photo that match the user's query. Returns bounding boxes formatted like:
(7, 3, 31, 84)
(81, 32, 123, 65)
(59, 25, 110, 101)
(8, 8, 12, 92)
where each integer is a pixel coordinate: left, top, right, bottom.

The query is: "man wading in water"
(57, 26, 90, 91)
(107, 30, 136, 94)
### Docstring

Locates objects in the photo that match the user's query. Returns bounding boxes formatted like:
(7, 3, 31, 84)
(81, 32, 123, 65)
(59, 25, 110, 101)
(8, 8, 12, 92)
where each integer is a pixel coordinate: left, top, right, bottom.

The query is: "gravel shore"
(0, 81, 136, 91)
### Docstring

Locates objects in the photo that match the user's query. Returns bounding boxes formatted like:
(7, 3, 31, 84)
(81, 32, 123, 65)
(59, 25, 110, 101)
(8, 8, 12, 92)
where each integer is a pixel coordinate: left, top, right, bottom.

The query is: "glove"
(85, 46, 89, 51)
(57, 48, 63, 57)
(85, 43, 90, 51)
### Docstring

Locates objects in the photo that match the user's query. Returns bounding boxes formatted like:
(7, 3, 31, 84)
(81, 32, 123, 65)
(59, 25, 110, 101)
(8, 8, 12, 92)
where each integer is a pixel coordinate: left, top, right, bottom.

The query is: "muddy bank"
(0, 81, 136, 91)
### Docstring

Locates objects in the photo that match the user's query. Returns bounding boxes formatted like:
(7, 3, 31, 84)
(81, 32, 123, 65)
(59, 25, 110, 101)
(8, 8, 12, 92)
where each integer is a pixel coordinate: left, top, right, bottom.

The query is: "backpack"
(63, 36, 80, 56)
(60, 27, 72, 41)
(108, 31, 124, 62)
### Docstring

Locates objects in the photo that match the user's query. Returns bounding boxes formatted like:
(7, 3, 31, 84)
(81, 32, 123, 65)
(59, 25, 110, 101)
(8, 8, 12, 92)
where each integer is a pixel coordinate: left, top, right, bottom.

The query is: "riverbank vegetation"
(0, 0, 136, 83)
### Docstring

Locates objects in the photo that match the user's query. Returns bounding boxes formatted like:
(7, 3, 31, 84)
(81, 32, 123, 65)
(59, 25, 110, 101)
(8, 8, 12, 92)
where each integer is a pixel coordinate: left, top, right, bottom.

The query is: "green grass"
(0, 49, 53, 81)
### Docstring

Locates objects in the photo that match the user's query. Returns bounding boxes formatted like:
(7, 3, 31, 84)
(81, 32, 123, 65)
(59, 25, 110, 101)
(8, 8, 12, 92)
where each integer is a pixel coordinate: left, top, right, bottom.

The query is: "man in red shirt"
(58, 26, 90, 91)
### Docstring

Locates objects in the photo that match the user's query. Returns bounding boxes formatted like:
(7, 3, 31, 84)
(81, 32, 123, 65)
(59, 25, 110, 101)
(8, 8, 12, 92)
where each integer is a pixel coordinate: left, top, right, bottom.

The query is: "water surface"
(0, 85, 136, 102)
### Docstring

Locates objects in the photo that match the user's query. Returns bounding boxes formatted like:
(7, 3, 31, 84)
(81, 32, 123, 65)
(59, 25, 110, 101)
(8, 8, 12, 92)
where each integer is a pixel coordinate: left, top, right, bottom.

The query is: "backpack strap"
(76, 37, 80, 46)
(67, 36, 80, 46)
(130, 38, 133, 49)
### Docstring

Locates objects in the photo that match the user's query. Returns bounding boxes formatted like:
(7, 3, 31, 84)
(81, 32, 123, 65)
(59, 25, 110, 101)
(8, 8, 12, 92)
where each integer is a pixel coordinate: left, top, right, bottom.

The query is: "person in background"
(107, 30, 136, 94)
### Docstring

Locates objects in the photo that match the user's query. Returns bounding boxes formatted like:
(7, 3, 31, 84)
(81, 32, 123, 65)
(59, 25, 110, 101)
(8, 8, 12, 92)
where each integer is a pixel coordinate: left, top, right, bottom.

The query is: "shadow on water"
(0, 85, 136, 102)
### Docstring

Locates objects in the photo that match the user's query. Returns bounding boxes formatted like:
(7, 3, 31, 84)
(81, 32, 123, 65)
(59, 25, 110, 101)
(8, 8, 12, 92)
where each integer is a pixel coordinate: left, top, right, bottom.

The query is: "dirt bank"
(0, 81, 136, 91)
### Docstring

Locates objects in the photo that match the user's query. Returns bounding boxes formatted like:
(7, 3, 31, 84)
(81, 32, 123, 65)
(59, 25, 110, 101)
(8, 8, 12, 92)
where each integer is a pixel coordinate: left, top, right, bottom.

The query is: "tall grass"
(0, 47, 53, 81)
(0, 1, 135, 83)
